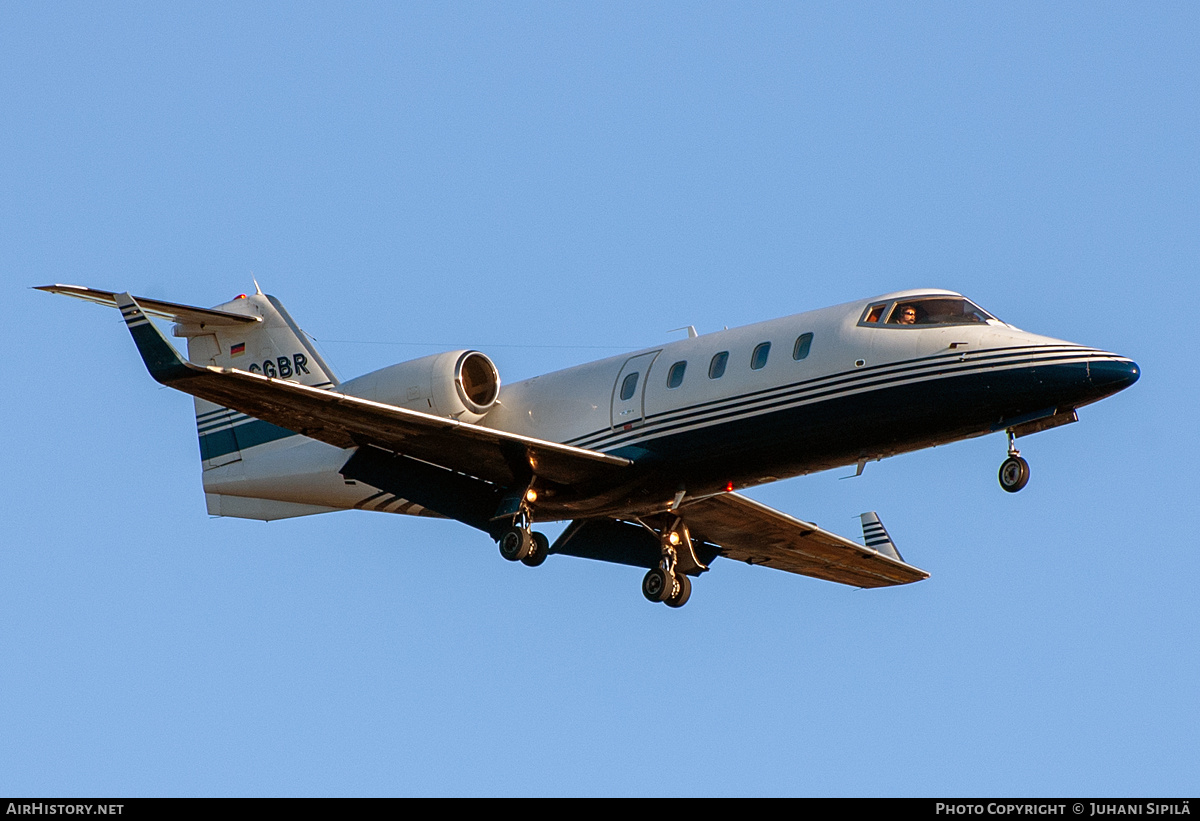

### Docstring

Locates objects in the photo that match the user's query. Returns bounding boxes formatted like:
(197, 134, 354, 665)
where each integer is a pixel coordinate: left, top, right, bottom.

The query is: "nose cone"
(1089, 357, 1140, 397)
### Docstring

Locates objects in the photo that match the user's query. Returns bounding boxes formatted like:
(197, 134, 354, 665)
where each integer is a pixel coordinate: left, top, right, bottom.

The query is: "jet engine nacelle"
(339, 349, 500, 424)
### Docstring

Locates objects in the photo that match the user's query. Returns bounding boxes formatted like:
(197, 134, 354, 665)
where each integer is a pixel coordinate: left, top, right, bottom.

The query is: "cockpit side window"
(862, 303, 888, 324)
(877, 297, 997, 327)
(891, 303, 921, 325)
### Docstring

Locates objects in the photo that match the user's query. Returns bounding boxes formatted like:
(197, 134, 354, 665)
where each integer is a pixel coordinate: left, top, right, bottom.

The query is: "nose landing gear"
(999, 431, 1030, 493)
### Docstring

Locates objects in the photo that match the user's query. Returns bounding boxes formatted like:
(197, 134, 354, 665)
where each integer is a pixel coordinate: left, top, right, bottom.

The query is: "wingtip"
(115, 292, 195, 384)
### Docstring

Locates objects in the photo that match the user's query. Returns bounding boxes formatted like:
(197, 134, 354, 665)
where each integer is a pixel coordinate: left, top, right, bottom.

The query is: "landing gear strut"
(999, 431, 1030, 493)
(641, 522, 695, 608)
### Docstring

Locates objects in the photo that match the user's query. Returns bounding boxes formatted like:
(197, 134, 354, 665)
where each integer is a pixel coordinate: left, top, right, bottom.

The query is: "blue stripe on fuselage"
(198, 418, 298, 461)
(573, 347, 1131, 452)
(593, 357, 1137, 488)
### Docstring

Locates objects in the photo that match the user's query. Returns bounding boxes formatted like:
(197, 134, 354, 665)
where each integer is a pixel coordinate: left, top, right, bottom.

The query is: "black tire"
(522, 532, 549, 567)
(665, 572, 692, 608)
(999, 455, 1031, 493)
(642, 567, 672, 602)
(498, 527, 532, 561)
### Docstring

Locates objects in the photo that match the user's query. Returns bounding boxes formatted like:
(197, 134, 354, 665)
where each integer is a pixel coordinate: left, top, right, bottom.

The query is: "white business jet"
(39, 284, 1138, 607)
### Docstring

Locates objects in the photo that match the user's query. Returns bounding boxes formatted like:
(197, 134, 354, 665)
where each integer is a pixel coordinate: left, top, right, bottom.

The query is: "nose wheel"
(999, 455, 1030, 492)
(999, 431, 1030, 493)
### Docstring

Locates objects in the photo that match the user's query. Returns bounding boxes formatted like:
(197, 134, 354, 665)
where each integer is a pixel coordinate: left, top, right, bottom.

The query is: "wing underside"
(680, 492, 928, 587)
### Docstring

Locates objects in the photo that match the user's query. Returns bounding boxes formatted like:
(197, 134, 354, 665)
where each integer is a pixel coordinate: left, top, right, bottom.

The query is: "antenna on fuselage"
(668, 325, 698, 339)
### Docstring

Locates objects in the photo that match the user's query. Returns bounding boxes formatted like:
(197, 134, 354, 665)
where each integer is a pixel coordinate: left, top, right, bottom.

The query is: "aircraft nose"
(1088, 356, 1140, 396)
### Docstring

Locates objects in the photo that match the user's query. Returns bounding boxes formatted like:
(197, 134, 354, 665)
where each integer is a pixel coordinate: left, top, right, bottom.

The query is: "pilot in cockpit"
(897, 305, 918, 325)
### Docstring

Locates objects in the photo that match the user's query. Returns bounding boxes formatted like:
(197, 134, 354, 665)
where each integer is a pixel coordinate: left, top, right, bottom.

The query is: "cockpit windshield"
(861, 296, 998, 327)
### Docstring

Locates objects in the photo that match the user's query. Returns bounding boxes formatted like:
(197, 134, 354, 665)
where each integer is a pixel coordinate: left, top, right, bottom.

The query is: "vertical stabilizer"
(174, 292, 338, 471)
(40, 285, 357, 522)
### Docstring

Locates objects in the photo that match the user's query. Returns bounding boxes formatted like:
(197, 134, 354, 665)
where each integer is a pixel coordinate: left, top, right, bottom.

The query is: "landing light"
(525, 489, 538, 503)
(667, 531, 681, 546)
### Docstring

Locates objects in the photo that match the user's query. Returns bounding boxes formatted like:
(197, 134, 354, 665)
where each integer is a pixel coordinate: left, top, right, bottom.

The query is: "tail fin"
(37, 284, 338, 471)
(175, 291, 338, 470)
(41, 284, 351, 521)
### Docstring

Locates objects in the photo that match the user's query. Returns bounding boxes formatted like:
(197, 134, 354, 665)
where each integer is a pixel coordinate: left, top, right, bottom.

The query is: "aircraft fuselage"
(483, 289, 1138, 518)
(39, 283, 1140, 605)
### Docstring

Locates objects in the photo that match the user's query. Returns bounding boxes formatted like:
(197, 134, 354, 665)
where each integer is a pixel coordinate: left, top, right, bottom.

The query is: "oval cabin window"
(709, 351, 728, 379)
(620, 372, 639, 401)
(751, 342, 771, 370)
(792, 333, 813, 360)
(667, 361, 687, 389)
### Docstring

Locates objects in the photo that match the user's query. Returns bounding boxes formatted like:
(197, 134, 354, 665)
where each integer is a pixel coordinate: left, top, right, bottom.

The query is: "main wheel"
(999, 455, 1030, 493)
(498, 527, 532, 561)
(522, 532, 549, 567)
(642, 567, 673, 602)
(665, 572, 692, 608)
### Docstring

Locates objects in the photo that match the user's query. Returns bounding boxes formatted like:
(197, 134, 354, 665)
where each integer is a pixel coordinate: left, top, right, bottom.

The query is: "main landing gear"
(641, 523, 696, 608)
(999, 431, 1030, 493)
(497, 517, 549, 567)
(642, 565, 692, 608)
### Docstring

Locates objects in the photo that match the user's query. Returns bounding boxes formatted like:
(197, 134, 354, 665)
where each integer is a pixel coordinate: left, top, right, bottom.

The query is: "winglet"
(115, 292, 196, 384)
(860, 512, 904, 562)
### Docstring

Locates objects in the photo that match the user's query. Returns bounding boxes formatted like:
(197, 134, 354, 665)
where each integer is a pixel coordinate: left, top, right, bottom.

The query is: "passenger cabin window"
(886, 297, 994, 326)
(667, 361, 687, 389)
(751, 342, 771, 370)
(620, 372, 639, 401)
(792, 332, 813, 360)
(709, 351, 728, 379)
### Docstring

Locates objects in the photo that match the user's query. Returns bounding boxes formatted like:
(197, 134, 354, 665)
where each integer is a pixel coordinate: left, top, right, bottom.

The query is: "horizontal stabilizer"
(37, 284, 260, 327)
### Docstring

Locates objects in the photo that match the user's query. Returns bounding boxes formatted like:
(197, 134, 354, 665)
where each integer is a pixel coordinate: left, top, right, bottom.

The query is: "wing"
(681, 492, 928, 587)
(113, 293, 630, 486)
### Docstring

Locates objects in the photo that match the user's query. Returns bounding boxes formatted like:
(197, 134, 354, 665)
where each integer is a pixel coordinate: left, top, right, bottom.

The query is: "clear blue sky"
(3, 2, 1196, 796)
